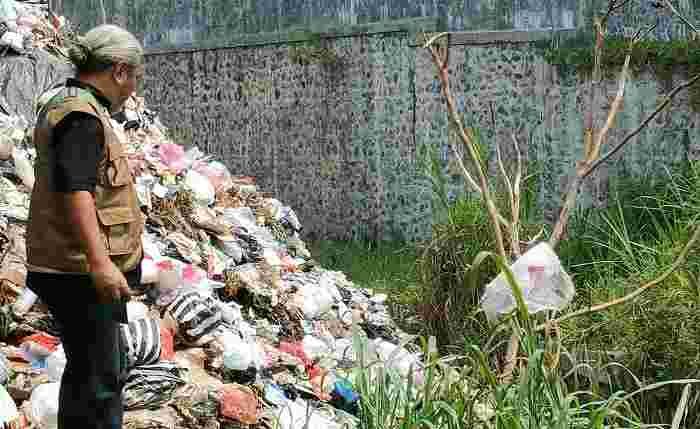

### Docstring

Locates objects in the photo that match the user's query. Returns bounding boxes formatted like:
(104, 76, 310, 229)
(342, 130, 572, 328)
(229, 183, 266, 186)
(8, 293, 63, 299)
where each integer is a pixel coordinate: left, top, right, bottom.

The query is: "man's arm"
(66, 192, 111, 269)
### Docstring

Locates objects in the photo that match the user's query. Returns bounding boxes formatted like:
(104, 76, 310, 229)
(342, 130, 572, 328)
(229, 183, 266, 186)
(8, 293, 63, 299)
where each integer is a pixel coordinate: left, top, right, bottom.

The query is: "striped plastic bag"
(121, 318, 162, 369)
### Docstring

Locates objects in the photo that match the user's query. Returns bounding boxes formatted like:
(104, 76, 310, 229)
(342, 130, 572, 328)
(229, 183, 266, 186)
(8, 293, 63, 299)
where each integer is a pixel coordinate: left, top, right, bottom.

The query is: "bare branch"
(422, 32, 450, 49)
(584, 73, 700, 179)
(539, 224, 700, 331)
(426, 39, 509, 259)
(662, 0, 699, 35)
(587, 55, 630, 162)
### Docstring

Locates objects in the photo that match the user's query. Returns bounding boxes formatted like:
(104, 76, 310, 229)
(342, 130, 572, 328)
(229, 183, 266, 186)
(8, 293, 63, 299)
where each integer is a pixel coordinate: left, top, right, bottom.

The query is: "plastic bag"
(215, 235, 243, 262)
(29, 382, 60, 429)
(127, 301, 149, 321)
(275, 399, 341, 429)
(157, 143, 186, 174)
(184, 170, 215, 207)
(0, 353, 10, 385)
(373, 339, 424, 385)
(221, 330, 255, 371)
(302, 335, 331, 361)
(292, 280, 337, 319)
(195, 161, 231, 193)
(0, 385, 18, 424)
(140, 258, 159, 284)
(0, 0, 17, 22)
(219, 384, 260, 424)
(121, 318, 162, 368)
(0, 31, 23, 53)
(221, 207, 257, 230)
(12, 287, 37, 315)
(46, 346, 66, 383)
(12, 147, 34, 190)
(479, 242, 575, 322)
(159, 323, 175, 361)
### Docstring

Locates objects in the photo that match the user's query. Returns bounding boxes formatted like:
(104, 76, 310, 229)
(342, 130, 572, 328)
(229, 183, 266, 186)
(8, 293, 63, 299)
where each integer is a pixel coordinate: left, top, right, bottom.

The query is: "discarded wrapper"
(480, 242, 575, 322)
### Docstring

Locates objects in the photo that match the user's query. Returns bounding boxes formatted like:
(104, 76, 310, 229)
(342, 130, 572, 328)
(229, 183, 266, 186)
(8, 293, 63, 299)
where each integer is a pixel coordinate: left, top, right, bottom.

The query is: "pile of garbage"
(0, 94, 422, 428)
(0, 0, 73, 57)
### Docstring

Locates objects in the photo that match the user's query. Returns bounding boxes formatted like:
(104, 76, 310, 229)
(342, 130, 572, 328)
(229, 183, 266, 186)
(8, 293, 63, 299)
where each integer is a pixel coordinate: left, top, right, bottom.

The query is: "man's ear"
(112, 63, 129, 85)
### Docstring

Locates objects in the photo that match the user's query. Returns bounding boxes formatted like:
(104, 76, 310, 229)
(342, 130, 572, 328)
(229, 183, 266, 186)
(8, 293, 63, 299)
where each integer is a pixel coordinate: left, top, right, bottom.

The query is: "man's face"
(111, 63, 144, 110)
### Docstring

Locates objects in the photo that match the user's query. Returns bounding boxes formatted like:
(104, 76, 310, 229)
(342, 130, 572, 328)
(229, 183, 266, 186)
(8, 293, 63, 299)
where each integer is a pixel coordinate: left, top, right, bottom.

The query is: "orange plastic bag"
(218, 384, 260, 424)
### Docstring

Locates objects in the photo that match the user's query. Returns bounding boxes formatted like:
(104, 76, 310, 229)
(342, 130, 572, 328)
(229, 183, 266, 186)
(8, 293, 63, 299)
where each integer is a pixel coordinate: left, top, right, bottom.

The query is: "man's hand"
(90, 260, 132, 303)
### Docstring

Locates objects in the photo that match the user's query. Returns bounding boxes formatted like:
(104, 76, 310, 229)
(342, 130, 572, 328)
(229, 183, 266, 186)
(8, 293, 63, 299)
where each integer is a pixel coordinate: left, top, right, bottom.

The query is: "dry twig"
(538, 223, 700, 330)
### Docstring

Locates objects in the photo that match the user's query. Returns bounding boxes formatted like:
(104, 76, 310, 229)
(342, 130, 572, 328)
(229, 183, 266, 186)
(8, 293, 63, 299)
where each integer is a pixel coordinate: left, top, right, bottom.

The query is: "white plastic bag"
(30, 382, 60, 429)
(479, 242, 575, 322)
(47, 346, 66, 383)
(184, 170, 215, 207)
(373, 339, 424, 385)
(221, 330, 254, 371)
(0, 31, 23, 53)
(127, 301, 149, 321)
(140, 258, 159, 284)
(295, 285, 334, 319)
(302, 335, 331, 361)
(275, 399, 341, 429)
(12, 147, 35, 190)
(0, 385, 19, 424)
(12, 287, 37, 315)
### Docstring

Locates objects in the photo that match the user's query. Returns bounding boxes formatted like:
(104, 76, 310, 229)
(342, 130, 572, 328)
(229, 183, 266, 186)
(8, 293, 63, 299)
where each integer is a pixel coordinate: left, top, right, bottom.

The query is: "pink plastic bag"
(194, 162, 232, 193)
(158, 143, 187, 174)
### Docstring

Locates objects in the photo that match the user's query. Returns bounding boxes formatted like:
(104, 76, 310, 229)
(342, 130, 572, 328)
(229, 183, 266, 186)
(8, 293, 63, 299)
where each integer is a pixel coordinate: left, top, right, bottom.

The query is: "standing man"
(25, 24, 145, 428)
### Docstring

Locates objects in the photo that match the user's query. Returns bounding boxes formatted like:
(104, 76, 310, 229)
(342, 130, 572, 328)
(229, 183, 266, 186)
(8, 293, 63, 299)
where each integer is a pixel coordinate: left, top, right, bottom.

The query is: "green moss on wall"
(540, 37, 700, 110)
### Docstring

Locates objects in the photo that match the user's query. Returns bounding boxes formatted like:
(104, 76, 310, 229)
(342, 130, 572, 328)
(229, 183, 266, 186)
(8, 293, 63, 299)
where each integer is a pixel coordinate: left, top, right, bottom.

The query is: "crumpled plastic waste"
(373, 339, 425, 386)
(121, 318, 163, 368)
(127, 301, 149, 321)
(29, 382, 60, 429)
(0, 384, 19, 425)
(12, 146, 33, 190)
(194, 161, 232, 194)
(123, 362, 186, 410)
(46, 345, 65, 383)
(274, 398, 342, 429)
(166, 290, 223, 347)
(219, 384, 260, 424)
(157, 143, 187, 174)
(184, 170, 215, 207)
(480, 242, 575, 322)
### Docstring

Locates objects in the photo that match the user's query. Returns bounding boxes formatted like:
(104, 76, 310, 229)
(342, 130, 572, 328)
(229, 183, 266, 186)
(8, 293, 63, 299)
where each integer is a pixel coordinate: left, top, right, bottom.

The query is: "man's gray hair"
(67, 24, 144, 74)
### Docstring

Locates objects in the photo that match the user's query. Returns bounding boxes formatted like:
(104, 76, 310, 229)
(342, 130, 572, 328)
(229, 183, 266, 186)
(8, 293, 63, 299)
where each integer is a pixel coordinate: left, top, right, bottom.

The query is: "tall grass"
(346, 264, 700, 429)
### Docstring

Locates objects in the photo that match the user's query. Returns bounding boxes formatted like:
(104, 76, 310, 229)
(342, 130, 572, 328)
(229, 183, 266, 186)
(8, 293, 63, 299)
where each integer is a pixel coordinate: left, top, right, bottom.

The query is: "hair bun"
(67, 36, 91, 68)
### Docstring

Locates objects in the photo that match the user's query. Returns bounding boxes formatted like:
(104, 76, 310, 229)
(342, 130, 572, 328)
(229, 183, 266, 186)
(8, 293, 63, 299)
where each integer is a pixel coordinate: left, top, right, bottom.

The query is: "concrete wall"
(139, 31, 698, 241)
(54, 0, 699, 50)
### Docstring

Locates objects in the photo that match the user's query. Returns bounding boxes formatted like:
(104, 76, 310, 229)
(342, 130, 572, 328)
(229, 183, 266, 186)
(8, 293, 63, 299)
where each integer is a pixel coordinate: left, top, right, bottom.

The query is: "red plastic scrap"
(20, 333, 59, 353)
(159, 325, 175, 361)
(218, 384, 260, 424)
(278, 341, 312, 368)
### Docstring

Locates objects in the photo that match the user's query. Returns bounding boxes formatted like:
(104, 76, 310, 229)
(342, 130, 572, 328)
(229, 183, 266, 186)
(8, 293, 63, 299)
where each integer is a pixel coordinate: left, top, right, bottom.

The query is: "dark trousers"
(26, 271, 133, 429)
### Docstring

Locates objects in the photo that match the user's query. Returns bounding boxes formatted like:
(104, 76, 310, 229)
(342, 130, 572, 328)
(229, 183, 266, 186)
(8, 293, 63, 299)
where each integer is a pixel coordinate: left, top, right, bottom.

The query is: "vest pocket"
(104, 142, 132, 187)
(96, 206, 139, 255)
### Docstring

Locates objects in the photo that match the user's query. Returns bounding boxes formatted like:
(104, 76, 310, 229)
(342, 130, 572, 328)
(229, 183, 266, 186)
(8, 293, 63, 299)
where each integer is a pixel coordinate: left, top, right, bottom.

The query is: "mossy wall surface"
(139, 35, 697, 241)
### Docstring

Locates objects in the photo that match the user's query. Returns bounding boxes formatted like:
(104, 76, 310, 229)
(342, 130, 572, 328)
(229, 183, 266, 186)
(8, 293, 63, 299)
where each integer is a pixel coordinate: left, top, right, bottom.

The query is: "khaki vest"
(26, 86, 144, 273)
